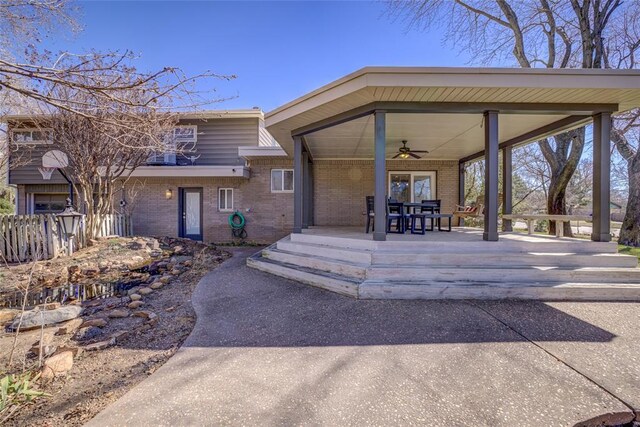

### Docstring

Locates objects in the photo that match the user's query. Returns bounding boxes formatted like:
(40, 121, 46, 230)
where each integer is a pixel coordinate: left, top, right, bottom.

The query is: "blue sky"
(49, 1, 470, 112)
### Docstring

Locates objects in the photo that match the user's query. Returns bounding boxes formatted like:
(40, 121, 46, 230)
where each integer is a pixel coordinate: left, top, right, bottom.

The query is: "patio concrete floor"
(88, 248, 639, 427)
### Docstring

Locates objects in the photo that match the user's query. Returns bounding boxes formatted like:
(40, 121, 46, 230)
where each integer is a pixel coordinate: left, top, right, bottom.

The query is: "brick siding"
(313, 160, 459, 227)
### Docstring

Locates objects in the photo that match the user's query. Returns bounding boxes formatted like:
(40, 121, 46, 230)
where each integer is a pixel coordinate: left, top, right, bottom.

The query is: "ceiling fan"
(393, 140, 429, 159)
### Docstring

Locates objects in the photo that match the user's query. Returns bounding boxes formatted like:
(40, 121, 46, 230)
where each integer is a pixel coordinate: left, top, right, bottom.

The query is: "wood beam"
(460, 115, 591, 164)
(291, 103, 612, 139)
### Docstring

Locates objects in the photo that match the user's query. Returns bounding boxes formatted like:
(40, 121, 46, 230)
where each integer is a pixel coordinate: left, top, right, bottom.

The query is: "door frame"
(388, 171, 438, 202)
(178, 187, 204, 241)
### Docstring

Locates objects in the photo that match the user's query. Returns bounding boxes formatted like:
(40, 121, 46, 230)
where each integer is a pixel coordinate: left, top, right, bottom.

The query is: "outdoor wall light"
(56, 198, 83, 255)
(165, 189, 173, 200)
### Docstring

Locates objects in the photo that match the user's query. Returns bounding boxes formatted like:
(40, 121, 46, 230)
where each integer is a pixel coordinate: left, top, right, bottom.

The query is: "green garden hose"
(228, 211, 247, 239)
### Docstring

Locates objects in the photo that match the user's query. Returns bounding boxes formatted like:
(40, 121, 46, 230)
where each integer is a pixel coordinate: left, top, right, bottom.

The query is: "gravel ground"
(0, 237, 230, 426)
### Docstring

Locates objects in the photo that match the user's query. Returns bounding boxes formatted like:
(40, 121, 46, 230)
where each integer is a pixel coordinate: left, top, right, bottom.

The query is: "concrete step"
(261, 248, 368, 279)
(359, 280, 640, 301)
(366, 265, 640, 283)
(290, 232, 618, 254)
(371, 252, 638, 268)
(246, 253, 359, 297)
(277, 240, 372, 264)
(290, 233, 375, 250)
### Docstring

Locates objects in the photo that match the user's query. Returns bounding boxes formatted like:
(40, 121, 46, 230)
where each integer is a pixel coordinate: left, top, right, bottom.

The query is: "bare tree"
(388, 0, 633, 237)
(39, 59, 202, 240)
(1, 0, 233, 237)
(0, 0, 232, 128)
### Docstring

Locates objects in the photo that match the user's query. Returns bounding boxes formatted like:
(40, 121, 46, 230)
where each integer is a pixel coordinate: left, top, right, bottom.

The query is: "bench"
(410, 213, 453, 234)
(502, 214, 591, 237)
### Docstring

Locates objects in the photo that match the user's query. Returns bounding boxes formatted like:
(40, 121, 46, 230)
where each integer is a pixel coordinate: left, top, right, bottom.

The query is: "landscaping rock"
(55, 318, 84, 335)
(111, 330, 128, 343)
(132, 310, 154, 319)
(80, 318, 108, 328)
(138, 287, 153, 295)
(149, 249, 163, 258)
(10, 305, 83, 331)
(170, 268, 181, 276)
(128, 240, 146, 250)
(127, 287, 141, 296)
(0, 309, 18, 324)
(108, 309, 129, 318)
(54, 345, 83, 358)
(83, 337, 116, 351)
(129, 293, 142, 301)
(30, 344, 57, 357)
(159, 276, 172, 284)
(147, 238, 160, 250)
(74, 326, 103, 341)
(149, 281, 163, 290)
(37, 302, 61, 310)
(41, 351, 74, 379)
(128, 300, 144, 309)
(134, 310, 159, 326)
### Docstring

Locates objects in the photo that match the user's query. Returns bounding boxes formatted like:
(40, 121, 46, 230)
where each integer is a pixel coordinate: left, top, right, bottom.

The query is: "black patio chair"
(422, 199, 442, 227)
(387, 201, 407, 234)
(365, 196, 375, 233)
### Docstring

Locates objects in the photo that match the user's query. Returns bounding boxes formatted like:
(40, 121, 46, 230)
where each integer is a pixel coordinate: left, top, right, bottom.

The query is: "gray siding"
(178, 117, 259, 166)
(9, 144, 69, 185)
(9, 116, 261, 185)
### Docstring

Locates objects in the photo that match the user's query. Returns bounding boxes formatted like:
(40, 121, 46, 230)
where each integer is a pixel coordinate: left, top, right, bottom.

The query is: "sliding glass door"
(388, 171, 437, 203)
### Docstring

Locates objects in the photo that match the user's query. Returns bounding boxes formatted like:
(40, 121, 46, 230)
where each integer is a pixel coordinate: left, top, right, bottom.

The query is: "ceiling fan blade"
(409, 152, 421, 159)
(410, 150, 429, 153)
(392, 153, 402, 159)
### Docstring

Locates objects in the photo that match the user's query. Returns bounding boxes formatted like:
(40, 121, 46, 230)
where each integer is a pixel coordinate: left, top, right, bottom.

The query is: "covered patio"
(251, 67, 640, 300)
(266, 67, 640, 243)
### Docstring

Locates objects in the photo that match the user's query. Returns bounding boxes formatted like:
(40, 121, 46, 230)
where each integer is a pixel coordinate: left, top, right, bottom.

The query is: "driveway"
(88, 248, 639, 426)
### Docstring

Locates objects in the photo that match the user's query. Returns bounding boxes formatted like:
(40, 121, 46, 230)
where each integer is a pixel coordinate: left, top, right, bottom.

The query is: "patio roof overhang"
(265, 67, 640, 161)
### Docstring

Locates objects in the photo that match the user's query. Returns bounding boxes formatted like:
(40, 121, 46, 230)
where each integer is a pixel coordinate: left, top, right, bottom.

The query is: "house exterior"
(6, 109, 298, 243)
(6, 67, 640, 248)
(6, 107, 461, 244)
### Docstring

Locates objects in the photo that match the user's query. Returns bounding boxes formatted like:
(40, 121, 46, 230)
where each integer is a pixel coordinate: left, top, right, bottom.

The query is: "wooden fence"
(0, 213, 132, 263)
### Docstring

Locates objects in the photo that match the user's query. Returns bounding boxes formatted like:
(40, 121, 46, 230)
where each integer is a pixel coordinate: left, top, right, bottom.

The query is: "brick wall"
(18, 158, 459, 243)
(125, 159, 294, 244)
(313, 159, 459, 227)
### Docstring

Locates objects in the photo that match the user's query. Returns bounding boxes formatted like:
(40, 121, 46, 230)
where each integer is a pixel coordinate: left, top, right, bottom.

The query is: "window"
(388, 171, 437, 203)
(33, 194, 67, 214)
(173, 126, 197, 143)
(218, 188, 233, 211)
(12, 129, 53, 144)
(271, 169, 294, 192)
(147, 126, 197, 165)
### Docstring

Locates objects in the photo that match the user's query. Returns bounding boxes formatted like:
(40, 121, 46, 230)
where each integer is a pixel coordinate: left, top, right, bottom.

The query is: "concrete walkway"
(88, 248, 639, 427)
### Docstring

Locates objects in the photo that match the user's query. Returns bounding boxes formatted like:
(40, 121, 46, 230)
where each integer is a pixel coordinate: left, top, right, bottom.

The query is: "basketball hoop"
(38, 166, 56, 180)
(39, 150, 69, 181)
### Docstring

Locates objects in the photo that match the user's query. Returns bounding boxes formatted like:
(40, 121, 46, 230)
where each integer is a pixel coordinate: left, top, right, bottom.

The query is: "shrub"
(0, 197, 13, 215)
(0, 372, 49, 421)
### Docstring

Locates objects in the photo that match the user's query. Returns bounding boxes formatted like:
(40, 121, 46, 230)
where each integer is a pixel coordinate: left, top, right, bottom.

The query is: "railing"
(0, 213, 132, 263)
